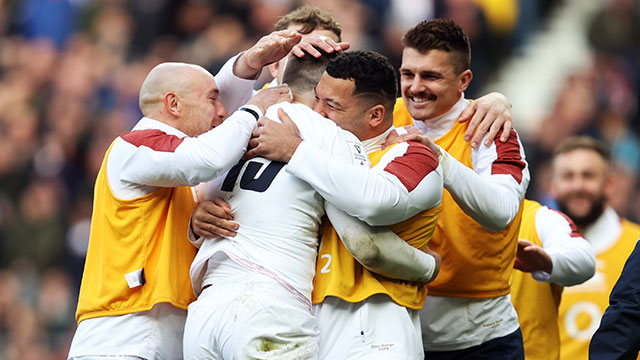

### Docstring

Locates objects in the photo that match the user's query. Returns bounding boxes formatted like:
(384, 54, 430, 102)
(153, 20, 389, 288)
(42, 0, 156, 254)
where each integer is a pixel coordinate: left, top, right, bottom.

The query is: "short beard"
(556, 195, 607, 229)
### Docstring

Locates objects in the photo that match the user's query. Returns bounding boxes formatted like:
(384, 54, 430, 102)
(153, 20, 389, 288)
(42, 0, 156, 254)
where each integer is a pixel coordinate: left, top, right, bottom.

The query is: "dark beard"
(556, 195, 607, 229)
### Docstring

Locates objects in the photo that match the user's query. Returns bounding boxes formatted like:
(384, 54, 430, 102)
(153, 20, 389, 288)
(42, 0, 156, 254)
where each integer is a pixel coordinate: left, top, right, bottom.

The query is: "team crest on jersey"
(348, 141, 369, 166)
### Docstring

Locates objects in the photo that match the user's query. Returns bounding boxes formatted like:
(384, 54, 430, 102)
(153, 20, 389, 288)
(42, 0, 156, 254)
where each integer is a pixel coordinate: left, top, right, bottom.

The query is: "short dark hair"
(275, 5, 342, 41)
(325, 50, 397, 112)
(282, 49, 339, 94)
(553, 136, 612, 165)
(402, 19, 470, 75)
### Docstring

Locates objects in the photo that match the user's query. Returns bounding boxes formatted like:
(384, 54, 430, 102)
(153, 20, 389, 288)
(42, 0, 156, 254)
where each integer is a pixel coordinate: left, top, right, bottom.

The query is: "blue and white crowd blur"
(0, 0, 639, 358)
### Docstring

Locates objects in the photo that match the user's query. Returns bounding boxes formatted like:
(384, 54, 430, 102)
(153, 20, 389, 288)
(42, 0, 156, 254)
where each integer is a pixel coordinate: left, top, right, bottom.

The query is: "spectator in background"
(2, 178, 67, 270)
(526, 0, 640, 224)
(551, 136, 640, 360)
(523, 72, 598, 204)
(12, 0, 77, 48)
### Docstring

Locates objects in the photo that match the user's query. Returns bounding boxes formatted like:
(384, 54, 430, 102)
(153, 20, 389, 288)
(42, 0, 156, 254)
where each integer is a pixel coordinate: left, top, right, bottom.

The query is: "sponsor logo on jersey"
(348, 141, 369, 166)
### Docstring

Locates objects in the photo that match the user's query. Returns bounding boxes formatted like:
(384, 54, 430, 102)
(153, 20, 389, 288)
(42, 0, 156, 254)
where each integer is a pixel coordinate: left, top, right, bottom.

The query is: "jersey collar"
(583, 206, 623, 254)
(133, 117, 189, 139)
(413, 94, 469, 141)
(361, 126, 395, 154)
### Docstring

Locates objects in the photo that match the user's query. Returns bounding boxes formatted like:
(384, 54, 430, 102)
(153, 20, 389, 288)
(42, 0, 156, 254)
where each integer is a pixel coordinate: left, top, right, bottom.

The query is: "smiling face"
(139, 63, 229, 137)
(550, 148, 612, 228)
(312, 72, 368, 140)
(400, 47, 471, 121)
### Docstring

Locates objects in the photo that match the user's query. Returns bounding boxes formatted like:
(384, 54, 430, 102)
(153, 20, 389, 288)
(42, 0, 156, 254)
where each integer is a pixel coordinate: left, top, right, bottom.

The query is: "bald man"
(67, 62, 291, 360)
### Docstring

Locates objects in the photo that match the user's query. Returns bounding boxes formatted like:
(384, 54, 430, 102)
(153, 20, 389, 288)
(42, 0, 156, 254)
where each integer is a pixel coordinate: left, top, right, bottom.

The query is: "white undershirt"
(583, 206, 623, 255)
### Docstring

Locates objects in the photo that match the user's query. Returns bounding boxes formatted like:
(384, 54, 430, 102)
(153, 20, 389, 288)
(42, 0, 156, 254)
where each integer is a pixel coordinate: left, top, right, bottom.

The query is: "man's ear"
(458, 69, 473, 93)
(367, 104, 386, 129)
(164, 92, 181, 117)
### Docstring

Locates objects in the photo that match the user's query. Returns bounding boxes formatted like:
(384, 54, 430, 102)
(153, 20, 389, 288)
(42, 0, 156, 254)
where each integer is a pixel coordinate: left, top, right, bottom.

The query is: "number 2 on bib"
(320, 254, 332, 274)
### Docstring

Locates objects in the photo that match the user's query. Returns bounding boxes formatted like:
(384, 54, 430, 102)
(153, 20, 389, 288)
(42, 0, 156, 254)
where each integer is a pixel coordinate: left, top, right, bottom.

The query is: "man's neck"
(361, 126, 394, 153)
(292, 91, 315, 108)
(136, 117, 188, 138)
(581, 206, 623, 254)
(413, 94, 467, 141)
(144, 112, 180, 132)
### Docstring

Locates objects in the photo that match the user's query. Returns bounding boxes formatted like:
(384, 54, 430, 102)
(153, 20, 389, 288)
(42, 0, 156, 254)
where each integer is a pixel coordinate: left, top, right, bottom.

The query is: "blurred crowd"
(523, 0, 640, 223)
(0, 0, 637, 358)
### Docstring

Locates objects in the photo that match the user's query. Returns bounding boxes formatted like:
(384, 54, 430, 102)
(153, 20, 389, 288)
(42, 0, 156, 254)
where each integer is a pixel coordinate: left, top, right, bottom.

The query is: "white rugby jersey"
(190, 102, 370, 304)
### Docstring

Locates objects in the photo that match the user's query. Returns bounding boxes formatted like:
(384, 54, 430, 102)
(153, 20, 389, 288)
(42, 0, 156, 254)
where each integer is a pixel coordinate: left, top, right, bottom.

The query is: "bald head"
(139, 62, 213, 117)
(138, 62, 227, 137)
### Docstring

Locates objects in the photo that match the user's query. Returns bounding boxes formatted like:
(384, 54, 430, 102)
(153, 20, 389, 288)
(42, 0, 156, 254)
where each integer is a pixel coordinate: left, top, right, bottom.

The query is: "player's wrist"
(437, 147, 452, 179)
(532, 270, 551, 282)
(233, 51, 262, 80)
(239, 105, 263, 122)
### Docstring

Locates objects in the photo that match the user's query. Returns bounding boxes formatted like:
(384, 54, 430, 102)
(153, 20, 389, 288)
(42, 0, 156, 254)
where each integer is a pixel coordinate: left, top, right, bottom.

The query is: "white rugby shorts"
(68, 302, 186, 360)
(314, 294, 423, 360)
(183, 273, 319, 359)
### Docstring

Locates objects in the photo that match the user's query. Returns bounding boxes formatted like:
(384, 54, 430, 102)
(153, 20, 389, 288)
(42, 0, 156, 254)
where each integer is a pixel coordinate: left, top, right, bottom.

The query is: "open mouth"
(409, 95, 436, 104)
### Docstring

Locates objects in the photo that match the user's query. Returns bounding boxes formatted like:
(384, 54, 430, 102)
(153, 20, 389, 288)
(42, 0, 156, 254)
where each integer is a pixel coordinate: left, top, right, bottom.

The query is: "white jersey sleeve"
(119, 109, 258, 187)
(286, 136, 443, 226)
(265, 101, 369, 170)
(214, 52, 259, 114)
(532, 205, 596, 286)
(442, 129, 529, 231)
(326, 203, 437, 282)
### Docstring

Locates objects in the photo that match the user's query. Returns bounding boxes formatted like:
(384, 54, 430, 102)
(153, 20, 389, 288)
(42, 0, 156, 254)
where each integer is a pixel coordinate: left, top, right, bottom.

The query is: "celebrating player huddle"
(68, 5, 635, 360)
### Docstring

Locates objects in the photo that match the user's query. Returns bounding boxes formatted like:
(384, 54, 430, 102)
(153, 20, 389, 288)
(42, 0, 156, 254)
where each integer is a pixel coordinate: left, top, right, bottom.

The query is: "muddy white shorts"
(183, 272, 319, 359)
(314, 294, 423, 360)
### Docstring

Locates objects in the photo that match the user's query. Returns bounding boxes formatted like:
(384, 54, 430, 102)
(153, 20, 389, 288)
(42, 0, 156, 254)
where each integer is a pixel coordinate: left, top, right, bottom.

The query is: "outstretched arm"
(120, 86, 292, 187)
(215, 30, 301, 113)
(526, 205, 596, 286)
(385, 126, 528, 231)
(232, 30, 302, 79)
(247, 108, 443, 226)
